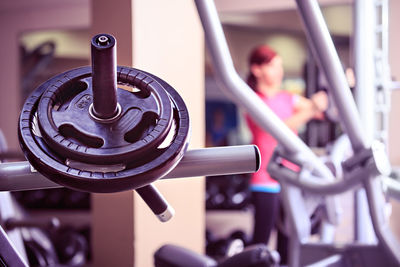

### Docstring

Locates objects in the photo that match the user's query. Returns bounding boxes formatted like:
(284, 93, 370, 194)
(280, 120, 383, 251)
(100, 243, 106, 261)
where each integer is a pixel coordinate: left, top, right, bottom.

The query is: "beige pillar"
(91, 1, 205, 266)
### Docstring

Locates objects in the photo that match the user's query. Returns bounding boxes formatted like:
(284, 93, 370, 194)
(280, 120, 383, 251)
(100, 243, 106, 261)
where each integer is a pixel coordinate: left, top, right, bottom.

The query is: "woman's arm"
(284, 91, 328, 131)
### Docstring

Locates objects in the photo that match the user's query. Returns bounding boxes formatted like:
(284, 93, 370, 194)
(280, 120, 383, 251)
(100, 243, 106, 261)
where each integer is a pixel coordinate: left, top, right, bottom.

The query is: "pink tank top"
(246, 91, 297, 193)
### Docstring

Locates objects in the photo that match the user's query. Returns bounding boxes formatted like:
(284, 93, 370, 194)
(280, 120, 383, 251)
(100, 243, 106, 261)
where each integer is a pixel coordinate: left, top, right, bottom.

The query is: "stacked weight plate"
(18, 34, 190, 194)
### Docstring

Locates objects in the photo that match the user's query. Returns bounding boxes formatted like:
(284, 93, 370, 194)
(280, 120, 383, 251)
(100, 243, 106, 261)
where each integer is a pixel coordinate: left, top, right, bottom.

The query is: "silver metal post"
(353, 0, 378, 244)
(194, 0, 334, 181)
(295, 0, 367, 153)
(354, 0, 376, 144)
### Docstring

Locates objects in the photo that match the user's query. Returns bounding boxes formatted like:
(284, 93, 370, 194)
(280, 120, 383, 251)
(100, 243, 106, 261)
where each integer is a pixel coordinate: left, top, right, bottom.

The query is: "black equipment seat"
(155, 244, 217, 267)
(154, 244, 279, 267)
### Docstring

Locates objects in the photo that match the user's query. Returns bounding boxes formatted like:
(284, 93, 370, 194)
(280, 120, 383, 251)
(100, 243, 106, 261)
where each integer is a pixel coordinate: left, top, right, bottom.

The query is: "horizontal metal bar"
(0, 162, 60, 191)
(0, 145, 260, 191)
(163, 145, 260, 179)
(268, 160, 365, 195)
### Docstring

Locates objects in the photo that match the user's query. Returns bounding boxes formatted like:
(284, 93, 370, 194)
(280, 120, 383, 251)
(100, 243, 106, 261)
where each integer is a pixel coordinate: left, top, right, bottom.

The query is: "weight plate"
(19, 66, 190, 193)
(37, 66, 173, 164)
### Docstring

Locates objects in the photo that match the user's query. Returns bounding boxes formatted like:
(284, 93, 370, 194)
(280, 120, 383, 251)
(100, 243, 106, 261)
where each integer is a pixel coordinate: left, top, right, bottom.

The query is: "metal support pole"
(353, 0, 378, 244)
(295, 0, 367, 153)
(0, 227, 28, 267)
(354, 0, 376, 143)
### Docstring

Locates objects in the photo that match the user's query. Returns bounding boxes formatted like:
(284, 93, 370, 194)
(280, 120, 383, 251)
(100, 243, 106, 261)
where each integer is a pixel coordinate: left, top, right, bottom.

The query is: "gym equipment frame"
(0, 0, 399, 266)
(195, 0, 400, 266)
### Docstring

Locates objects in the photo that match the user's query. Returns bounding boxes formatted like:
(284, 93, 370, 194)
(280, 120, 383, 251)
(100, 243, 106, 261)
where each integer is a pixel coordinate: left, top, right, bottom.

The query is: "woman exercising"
(246, 45, 327, 263)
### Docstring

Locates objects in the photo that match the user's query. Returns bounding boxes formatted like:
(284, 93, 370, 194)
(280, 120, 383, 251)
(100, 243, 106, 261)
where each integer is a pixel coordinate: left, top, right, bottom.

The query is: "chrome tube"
(0, 145, 260, 191)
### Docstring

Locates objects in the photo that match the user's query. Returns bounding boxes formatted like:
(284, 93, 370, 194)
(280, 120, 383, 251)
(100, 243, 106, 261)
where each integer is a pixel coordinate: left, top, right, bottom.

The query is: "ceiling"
(219, 3, 353, 36)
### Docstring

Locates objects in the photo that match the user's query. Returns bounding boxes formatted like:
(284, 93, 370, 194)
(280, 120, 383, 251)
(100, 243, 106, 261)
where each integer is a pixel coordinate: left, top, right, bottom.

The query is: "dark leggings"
(251, 191, 288, 264)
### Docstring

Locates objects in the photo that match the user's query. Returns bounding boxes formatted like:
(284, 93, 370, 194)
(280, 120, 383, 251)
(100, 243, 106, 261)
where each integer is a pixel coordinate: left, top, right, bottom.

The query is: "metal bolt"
(97, 35, 110, 46)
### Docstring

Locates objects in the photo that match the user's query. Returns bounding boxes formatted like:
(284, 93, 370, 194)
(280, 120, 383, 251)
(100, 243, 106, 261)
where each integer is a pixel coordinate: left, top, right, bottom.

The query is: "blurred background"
(1, 0, 400, 266)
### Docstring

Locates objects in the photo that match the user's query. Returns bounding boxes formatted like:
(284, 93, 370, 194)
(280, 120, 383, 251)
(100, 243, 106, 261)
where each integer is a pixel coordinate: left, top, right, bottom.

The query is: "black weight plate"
(37, 66, 173, 164)
(19, 67, 190, 193)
